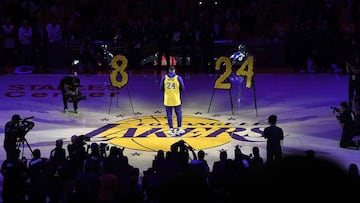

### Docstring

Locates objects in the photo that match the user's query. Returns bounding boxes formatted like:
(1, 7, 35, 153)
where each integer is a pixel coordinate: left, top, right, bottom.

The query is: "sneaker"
(64, 108, 68, 113)
(168, 128, 175, 136)
(176, 128, 185, 136)
(74, 109, 78, 114)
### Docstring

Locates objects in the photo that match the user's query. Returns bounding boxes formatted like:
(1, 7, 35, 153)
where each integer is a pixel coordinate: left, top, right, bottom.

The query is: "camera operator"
(4, 114, 32, 159)
(27, 149, 49, 203)
(49, 139, 66, 176)
(346, 55, 360, 109)
(59, 73, 86, 113)
(83, 143, 104, 175)
(170, 140, 197, 168)
(334, 101, 359, 149)
(67, 135, 86, 177)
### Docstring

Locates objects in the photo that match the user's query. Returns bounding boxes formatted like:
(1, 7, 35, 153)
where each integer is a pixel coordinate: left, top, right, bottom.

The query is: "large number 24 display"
(214, 55, 254, 89)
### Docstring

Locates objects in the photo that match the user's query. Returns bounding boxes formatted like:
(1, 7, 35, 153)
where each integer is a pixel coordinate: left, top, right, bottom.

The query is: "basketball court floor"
(0, 70, 358, 185)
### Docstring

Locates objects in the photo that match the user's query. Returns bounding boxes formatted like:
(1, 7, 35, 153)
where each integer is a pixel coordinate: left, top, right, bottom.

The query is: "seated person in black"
(59, 74, 86, 113)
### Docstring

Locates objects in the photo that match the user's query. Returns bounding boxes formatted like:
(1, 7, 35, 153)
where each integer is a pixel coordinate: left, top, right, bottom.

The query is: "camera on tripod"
(76, 134, 90, 145)
(17, 116, 35, 141)
(171, 140, 193, 152)
(330, 106, 341, 113)
(8, 115, 36, 155)
(330, 107, 341, 120)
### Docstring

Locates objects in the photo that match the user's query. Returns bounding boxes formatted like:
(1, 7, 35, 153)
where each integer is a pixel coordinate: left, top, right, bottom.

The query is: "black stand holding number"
(208, 56, 258, 116)
(207, 56, 235, 114)
(108, 85, 135, 114)
(108, 55, 135, 114)
(233, 74, 258, 117)
(237, 55, 258, 116)
(208, 88, 235, 115)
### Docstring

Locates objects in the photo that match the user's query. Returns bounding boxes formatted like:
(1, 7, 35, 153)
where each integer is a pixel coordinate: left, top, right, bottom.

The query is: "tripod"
(17, 137, 33, 158)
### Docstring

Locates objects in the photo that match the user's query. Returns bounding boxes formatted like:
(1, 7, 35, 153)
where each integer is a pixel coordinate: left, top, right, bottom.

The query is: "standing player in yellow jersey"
(160, 66, 186, 136)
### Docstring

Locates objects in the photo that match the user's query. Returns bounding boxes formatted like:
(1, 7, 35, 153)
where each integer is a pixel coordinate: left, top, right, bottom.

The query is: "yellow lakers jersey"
(164, 75, 181, 106)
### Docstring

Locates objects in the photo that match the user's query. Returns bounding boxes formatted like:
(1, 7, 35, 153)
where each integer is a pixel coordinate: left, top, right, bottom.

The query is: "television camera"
(330, 106, 340, 113)
(75, 134, 90, 145)
(14, 116, 35, 154)
(330, 106, 342, 120)
(16, 116, 35, 141)
(170, 140, 197, 160)
(171, 140, 193, 152)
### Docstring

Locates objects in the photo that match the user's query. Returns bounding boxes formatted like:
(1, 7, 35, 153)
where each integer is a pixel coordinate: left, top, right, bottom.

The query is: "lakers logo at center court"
(95, 115, 264, 152)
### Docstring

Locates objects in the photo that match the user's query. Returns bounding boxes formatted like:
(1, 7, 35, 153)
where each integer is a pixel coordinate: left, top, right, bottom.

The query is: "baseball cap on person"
(11, 114, 21, 121)
(169, 66, 175, 71)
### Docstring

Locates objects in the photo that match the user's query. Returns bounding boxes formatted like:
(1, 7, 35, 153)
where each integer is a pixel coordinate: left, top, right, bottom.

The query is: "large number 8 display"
(214, 55, 254, 89)
(110, 55, 129, 88)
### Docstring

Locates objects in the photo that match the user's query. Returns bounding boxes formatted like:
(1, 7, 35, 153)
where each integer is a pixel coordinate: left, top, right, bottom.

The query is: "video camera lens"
(76, 135, 90, 145)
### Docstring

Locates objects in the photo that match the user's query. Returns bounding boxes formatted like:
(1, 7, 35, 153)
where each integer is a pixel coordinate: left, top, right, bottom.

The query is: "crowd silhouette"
(1, 137, 359, 203)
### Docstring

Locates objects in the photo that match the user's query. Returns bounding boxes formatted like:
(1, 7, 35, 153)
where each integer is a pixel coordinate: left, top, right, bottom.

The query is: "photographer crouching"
(332, 101, 359, 149)
(4, 114, 34, 159)
(59, 73, 86, 114)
